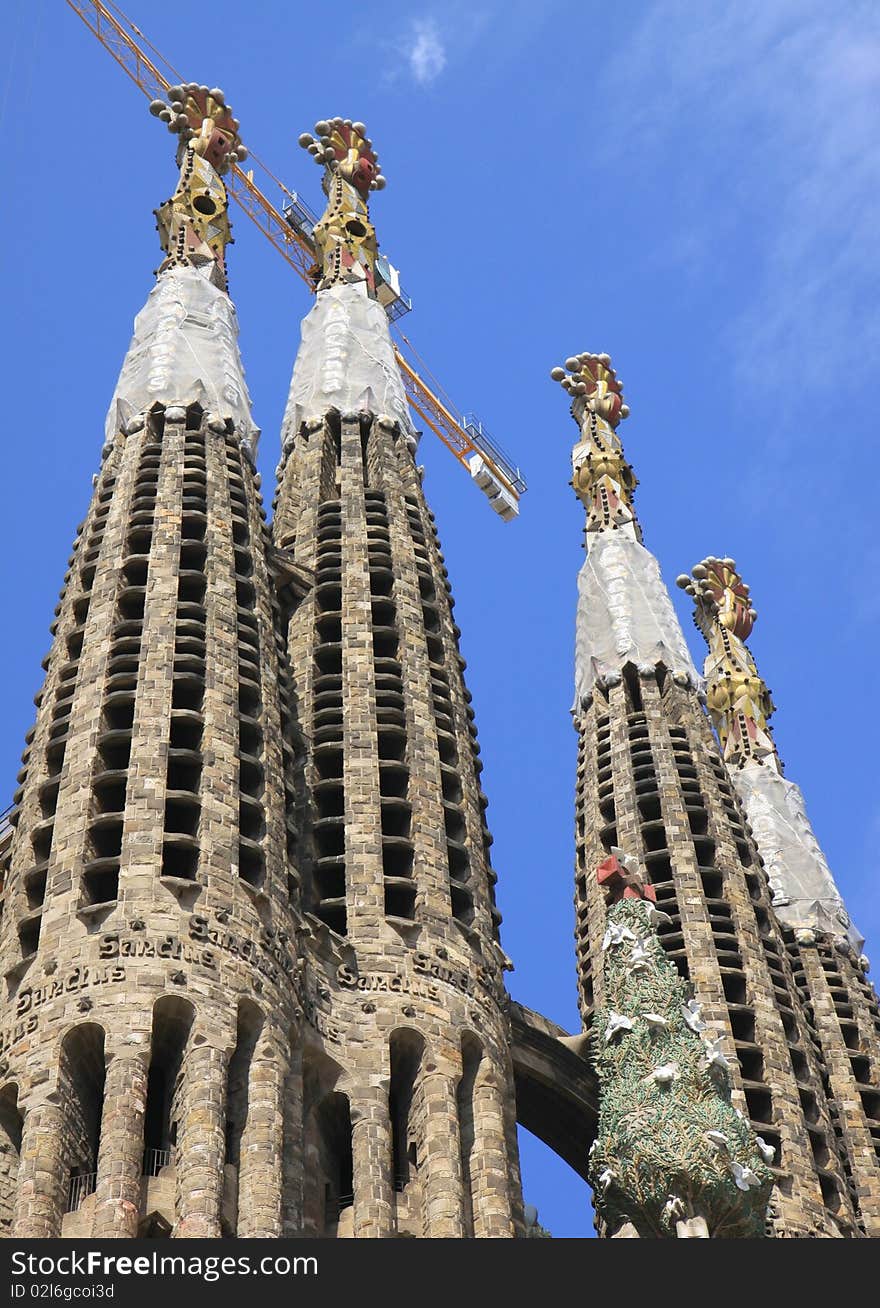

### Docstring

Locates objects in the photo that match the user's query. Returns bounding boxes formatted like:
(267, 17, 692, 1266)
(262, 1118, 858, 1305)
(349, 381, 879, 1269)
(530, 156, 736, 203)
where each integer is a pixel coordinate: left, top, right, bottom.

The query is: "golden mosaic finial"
(298, 118, 385, 295)
(676, 559, 778, 769)
(149, 85, 246, 290)
(550, 353, 637, 533)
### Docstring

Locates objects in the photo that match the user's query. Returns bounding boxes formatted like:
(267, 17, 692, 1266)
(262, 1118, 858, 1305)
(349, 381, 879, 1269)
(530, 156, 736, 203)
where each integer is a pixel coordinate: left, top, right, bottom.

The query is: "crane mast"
(64, 0, 526, 518)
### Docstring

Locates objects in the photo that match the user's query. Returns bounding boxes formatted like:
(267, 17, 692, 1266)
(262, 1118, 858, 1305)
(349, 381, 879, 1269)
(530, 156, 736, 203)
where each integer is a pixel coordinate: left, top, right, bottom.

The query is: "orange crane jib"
(65, 0, 526, 517)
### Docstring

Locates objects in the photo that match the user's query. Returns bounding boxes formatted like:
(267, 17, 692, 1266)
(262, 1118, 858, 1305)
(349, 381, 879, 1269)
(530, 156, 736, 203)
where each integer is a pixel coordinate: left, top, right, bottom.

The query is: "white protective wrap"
(574, 529, 701, 708)
(279, 282, 416, 464)
(105, 265, 258, 451)
(732, 761, 863, 951)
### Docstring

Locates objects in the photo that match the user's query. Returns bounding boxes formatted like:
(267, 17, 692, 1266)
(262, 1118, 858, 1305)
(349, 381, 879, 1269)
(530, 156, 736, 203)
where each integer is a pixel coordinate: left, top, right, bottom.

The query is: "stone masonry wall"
(0, 407, 300, 1238)
(273, 408, 524, 1237)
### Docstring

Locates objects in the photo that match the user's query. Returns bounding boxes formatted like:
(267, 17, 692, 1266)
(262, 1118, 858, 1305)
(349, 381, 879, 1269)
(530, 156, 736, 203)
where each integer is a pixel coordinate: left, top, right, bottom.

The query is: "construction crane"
(64, 0, 527, 520)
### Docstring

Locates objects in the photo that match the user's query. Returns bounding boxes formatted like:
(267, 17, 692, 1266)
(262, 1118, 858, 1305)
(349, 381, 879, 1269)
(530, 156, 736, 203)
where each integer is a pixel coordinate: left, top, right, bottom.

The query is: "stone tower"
(679, 557, 880, 1235)
(270, 117, 523, 1237)
(554, 352, 859, 1236)
(0, 87, 301, 1239)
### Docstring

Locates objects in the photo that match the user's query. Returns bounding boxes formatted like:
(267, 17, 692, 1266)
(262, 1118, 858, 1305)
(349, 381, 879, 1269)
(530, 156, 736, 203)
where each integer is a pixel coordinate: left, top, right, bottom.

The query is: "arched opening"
(389, 1027, 425, 1237)
(140, 996, 194, 1236)
(144, 997, 194, 1168)
(0, 1084, 22, 1234)
(223, 999, 264, 1235)
(301, 1048, 351, 1237)
(314, 1092, 354, 1236)
(59, 1023, 106, 1218)
(622, 662, 644, 713)
(457, 1034, 482, 1238)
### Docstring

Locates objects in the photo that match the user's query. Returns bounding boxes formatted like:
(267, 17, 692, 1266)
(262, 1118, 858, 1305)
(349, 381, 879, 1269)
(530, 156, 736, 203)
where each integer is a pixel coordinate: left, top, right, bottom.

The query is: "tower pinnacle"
(553, 353, 698, 705)
(298, 118, 385, 295)
(278, 118, 413, 468)
(676, 557, 776, 770)
(550, 354, 636, 535)
(679, 558, 864, 951)
(149, 85, 247, 290)
(105, 88, 256, 453)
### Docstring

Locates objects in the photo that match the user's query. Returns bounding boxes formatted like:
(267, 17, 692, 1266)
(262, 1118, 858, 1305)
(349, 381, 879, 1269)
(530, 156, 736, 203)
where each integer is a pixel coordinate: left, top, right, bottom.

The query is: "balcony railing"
(67, 1172, 96, 1213)
(143, 1147, 172, 1177)
(65, 1150, 173, 1212)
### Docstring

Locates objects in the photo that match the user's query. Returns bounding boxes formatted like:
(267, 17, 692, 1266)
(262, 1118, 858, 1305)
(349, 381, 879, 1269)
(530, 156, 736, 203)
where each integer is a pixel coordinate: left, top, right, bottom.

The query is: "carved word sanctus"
(14, 963, 127, 1020)
(335, 951, 501, 1010)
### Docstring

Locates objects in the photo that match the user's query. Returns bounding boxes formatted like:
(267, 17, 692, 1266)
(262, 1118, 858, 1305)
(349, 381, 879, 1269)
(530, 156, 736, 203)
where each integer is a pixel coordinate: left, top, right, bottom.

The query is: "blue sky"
(1, 1, 878, 1238)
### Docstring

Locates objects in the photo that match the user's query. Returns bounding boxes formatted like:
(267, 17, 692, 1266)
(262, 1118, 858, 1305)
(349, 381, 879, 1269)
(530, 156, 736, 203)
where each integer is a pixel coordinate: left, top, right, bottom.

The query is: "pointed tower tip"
(684, 557, 757, 643)
(299, 118, 385, 195)
(554, 351, 637, 533)
(683, 557, 867, 951)
(550, 353, 629, 426)
(149, 85, 246, 173)
(682, 556, 775, 768)
(150, 85, 243, 291)
(300, 118, 384, 296)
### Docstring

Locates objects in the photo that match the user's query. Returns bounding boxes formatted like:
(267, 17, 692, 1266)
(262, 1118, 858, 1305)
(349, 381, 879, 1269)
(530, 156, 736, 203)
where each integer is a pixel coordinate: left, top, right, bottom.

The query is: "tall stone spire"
(551, 353, 700, 712)
(678, 556, 862, 947)
(106, 85, 257, 456)
(554, 353, 858, 1236)
(271, 118, 523, 1237)
(274, 118, 413, 490)
(0, 91, 300, 1238)
(680, 558, 880, 1233)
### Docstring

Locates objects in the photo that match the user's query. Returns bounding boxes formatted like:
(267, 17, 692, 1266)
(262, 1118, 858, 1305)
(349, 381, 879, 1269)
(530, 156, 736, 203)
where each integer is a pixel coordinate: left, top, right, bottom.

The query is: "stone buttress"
(272, 118, 524, 1238)
(679, 557, 880, 1235)
(552, 352, 858, 1236)
(0, 87, 301, 1239)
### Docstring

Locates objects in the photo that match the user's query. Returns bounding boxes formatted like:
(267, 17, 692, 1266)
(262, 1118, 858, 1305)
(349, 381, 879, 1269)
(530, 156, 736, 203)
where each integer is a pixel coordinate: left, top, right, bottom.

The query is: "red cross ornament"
(596, 853, 656, 905)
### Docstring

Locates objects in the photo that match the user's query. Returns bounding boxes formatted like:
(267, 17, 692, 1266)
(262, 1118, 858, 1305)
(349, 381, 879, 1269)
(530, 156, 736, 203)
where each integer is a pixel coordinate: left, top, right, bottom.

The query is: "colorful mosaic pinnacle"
(551, 352, 629, 427)
(298, 118, 386, 294)
(589, 852, 774, 1238)
(676, 558, 777, 769)
(148, 85, 247, 290)
(550, 354, 637, 532)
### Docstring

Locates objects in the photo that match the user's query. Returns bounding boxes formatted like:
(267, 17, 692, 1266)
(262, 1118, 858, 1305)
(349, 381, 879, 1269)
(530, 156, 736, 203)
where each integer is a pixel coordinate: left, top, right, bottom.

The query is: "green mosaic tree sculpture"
(588, 850, 774, 1238)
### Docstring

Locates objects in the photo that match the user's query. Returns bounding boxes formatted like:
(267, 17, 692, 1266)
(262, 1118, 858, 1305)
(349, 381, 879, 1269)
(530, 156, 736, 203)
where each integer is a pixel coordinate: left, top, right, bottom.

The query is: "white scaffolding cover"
(574, 530, 701, 708)
(105, 265, 258, 450)
(733, 761, 863, 951)
(279, 282, 416, 464)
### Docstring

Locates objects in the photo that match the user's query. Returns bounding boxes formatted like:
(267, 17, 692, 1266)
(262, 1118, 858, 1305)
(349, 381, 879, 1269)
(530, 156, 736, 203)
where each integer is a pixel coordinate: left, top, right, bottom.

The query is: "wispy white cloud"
(407, 18, 447, 85)
(380, 4, 560, 92)
(597, 1, 880, 407)
(592, 1, 880, 664)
